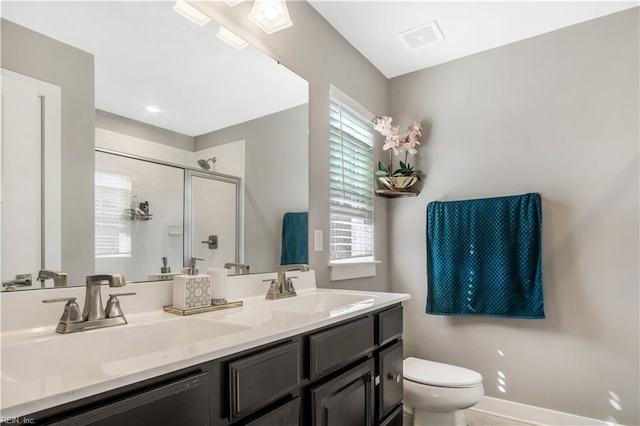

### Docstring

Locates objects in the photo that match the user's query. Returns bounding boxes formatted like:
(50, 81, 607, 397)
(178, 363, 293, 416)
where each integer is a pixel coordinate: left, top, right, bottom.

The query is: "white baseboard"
(472, 396, 616, 426)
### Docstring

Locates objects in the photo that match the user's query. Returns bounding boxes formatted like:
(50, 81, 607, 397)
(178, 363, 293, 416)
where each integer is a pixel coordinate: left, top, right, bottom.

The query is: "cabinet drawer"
(377, 306, 403, 346)
(245, 397, 300, 426)
(377, 340, 403, 421)
(309, 316, 374, 380)
(48, 372, 210, 426)
(229, 341, 300, 421)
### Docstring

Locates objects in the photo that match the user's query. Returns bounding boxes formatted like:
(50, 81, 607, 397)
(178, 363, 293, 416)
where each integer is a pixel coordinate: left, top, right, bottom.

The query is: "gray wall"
(389, 9, 639, 424)
(96, 110, 195, 151)
(196, 104, 309, 273)
(1, 19, 95, 284)
(194, 1, 391, 292)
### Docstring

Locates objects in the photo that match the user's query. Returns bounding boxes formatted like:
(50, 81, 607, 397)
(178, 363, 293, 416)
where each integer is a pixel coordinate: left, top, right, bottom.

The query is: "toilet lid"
(403, 357, 483, 388)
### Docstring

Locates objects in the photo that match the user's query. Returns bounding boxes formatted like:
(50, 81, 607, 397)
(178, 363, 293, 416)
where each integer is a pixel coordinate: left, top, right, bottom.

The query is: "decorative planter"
(377, 176, 418, 190)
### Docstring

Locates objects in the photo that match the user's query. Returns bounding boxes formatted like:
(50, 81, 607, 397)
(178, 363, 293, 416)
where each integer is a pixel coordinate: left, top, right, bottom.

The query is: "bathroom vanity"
(0, 273, 409, 426)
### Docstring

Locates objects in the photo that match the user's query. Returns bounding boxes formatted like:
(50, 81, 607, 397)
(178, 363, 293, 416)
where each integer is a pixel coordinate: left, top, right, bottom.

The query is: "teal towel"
(281, 212, 308, 265)
(426, 193, 544, 319)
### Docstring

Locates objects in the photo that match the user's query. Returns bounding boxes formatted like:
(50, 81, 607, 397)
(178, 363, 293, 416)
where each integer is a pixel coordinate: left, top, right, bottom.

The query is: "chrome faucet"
(37, 269, 68, 287)
(2, 273, 32, 290)
(224, 262, 250, 275)
(265, 264, 309, 300)
(83, 274, 126, 321)
(43, 274, 135, 334)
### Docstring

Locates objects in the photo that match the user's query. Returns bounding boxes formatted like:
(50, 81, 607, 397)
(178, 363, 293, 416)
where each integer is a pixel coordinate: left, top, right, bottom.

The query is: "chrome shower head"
(197, 159, 210, 170)
(197, 157, 217, 171)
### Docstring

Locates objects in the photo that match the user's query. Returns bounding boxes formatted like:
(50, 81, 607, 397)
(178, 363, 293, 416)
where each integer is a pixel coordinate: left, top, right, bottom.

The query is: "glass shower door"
(185, 171, 240, 272)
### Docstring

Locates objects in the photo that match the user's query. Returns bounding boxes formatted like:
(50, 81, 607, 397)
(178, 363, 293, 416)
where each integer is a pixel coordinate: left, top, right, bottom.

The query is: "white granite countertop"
(0, 273, 409, 418)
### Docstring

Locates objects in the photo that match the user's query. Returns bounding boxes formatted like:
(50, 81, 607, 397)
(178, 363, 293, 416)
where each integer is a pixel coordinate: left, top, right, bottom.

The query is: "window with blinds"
(95, 171, 132, 258)
(329, 96, 375, 261)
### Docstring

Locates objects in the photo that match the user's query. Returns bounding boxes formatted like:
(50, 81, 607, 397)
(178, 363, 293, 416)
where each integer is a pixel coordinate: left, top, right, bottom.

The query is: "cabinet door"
(377, 341, 403, 422)
(311, 358, 375, 426)
(48, 372, 210, 426)
(245, 398, 300, 426)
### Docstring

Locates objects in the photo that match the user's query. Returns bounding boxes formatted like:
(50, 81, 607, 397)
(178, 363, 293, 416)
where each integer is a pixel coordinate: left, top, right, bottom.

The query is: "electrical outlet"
(314, 230, 323, 252)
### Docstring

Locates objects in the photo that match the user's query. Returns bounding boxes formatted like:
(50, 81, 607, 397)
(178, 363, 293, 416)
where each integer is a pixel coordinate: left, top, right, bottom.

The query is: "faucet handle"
(263, 279, 281, 299)
(284, 278, 298, 295)
(105, 293, 136, 318)
(42, 297, 83, 323)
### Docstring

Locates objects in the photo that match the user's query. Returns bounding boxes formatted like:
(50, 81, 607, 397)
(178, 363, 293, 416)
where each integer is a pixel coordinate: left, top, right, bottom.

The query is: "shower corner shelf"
(126, 209, 154, 220)
(375, 189, 420, 198)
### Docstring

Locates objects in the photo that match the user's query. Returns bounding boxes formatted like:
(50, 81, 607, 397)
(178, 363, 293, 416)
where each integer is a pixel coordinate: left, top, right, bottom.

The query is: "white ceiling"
(308, 0, 639, 78)
(3, 1, 637, 136)
(1, 1, 308, 137)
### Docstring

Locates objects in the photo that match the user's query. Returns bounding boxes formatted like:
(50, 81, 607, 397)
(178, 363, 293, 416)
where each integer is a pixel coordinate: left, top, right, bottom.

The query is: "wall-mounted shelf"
(375, 189, 419, 198)
(125, 208, 153, 220)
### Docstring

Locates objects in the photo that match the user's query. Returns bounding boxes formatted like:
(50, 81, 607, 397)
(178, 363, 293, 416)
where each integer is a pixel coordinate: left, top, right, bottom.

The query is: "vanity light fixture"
(173, 0, 211, 26)
(217, 26, 249, 50)
(248, 0, 293, 35)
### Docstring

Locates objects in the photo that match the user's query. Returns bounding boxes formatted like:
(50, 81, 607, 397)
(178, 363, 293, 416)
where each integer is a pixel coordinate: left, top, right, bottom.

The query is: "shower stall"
(95, 148, 242, 282)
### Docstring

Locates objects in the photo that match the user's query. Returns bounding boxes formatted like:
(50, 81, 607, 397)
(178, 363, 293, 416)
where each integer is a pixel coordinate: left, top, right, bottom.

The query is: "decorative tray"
(163, 300, 243, 316)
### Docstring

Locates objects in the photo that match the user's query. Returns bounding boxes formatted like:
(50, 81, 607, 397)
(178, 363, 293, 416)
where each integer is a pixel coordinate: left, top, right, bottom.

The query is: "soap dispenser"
(161, 256, 171, 274)
(172, 257, 212, 310)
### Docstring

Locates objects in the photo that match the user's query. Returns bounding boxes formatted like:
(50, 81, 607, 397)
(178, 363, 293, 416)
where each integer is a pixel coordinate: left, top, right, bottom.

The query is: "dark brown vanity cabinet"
(304, 305, 403, 426)
(21, 304, 404, 426)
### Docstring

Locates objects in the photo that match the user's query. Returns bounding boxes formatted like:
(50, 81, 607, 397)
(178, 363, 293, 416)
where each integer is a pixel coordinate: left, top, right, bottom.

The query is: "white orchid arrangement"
(372, 116, 422, 179)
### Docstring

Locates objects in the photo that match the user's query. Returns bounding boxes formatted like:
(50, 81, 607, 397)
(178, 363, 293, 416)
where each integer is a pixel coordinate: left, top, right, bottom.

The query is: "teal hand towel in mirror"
(426, 193, 544, 319)
(281, 212, 308, 265)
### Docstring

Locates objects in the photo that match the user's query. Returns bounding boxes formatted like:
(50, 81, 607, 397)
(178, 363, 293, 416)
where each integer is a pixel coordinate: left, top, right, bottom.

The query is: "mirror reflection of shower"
(197, 157, 217, 172)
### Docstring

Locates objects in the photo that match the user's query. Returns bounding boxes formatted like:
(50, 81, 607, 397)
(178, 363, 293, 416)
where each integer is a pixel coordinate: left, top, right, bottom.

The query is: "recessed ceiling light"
(248, 0, 292, 35)
(217, 26, 250, 50)
(173, 0, 211, 26)
(145, 105, 162, 113)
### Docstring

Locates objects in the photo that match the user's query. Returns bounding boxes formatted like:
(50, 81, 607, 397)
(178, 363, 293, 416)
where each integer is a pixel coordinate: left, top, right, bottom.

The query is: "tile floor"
(465, 409, 535, 426)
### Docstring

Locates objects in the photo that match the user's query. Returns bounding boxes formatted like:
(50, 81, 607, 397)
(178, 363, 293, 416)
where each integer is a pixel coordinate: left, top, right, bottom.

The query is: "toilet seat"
(404, 357, 483, 388)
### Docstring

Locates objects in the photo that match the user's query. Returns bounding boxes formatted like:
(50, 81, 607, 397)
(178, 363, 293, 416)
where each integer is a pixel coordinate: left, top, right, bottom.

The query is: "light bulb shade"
(248, 0, 293, 35)
(173, 0, 211, 26)
(217, 26, 249, 50)
(222, 0, 244, 6)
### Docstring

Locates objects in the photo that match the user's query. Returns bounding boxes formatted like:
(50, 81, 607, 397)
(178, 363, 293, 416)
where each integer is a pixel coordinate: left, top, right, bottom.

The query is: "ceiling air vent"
(398, 21, 445, 51)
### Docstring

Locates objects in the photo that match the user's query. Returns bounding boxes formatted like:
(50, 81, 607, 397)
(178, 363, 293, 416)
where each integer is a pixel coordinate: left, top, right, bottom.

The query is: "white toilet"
(403, 357, 484, 426)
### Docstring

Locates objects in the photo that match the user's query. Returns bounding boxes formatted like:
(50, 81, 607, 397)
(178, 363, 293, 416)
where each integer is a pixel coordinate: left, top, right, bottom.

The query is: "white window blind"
(329, 96, 375, 261)
(95, 171, 132, 258)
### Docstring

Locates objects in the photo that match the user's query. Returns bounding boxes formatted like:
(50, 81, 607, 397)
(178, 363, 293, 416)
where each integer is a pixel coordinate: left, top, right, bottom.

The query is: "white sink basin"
(2, 317, 249, 382)
(270, 291, 377, 316)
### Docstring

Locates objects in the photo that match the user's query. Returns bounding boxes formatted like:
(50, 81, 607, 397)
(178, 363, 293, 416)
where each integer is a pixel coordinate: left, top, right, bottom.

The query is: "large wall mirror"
(0, 1, 309, 290)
